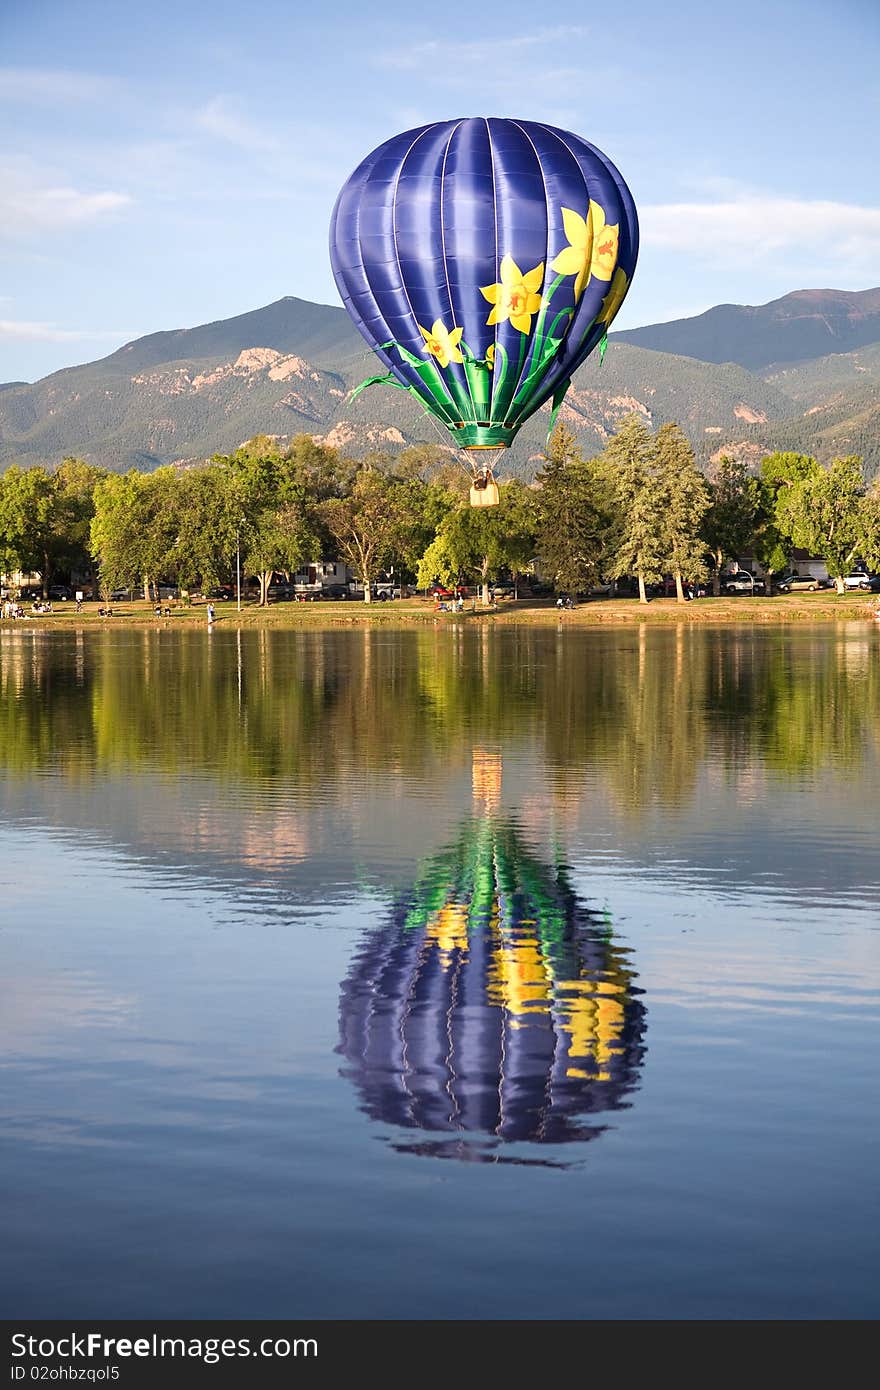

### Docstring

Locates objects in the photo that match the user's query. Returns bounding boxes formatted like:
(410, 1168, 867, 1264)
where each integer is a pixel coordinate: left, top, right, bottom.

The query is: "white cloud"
(0, 67, 118, 103)
(375, 26, 589, 72)
(0, 167, 132, 235)
(0, 321, 134, 344)
(194, 96, 279, 151)
(640, 196, 880, 277)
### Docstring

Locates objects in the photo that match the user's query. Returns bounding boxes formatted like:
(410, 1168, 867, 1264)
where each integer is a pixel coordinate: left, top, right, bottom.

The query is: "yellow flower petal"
(561, 206, 590, 250)
(587, 200, 606, 236)
(526, 290, 542, 315)
(499, 254, 522, 286)
(550, 245, 586, 277)
(418, 319, 464, 368)
(597, 267, 628, 324)
(481, 283, 499, 303)
(522, 262, 545, 293)
(590, 221, 619, 282)
(486, 305, 502, 326)
(486, 344, 495, 367)
(509, 311, 532, 334)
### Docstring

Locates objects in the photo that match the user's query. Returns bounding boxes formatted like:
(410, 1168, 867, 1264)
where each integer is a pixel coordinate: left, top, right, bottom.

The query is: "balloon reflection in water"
(338, 818, 646, 1163)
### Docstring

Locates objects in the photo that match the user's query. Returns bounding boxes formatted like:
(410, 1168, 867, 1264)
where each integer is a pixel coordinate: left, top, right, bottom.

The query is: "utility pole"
(237, 517, 245, 613)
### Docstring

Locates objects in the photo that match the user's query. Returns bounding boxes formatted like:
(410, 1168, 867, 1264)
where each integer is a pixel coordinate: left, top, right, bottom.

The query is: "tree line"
(0, 416, 877, 604)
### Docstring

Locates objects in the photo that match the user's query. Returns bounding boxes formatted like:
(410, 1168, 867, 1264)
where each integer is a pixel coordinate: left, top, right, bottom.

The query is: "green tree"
(500, 479, 539, 594)
(754, 451, 820, 593)
(535, 424, 610, 595)
(0, 459, 106, 597)
(417, 482, 536, 606)
(760, 451, 819, 489)
(52, 458, 107, 594)
(90, 472, 138, 595)
(391, 474, 458, 583)
(776, 455, 868, 593)
(90, 469, 177, 599)
(164, 465, 239, 593)
(220, 436, 322, 605)
(0, 465, 57, 596)
(597, 414, 666, 605)
(859, 490, 880, 573)
(284, 434, 351, 501)
(323, 465, 412, 603)
(703, 456, 760, 595)
(655, 423, 710, 603)
(393, 443, 452, 481)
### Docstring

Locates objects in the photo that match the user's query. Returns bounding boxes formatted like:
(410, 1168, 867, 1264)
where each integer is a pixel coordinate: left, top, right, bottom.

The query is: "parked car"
(723, 571, 765, 593)
(206, 585, 233, 600)
(842, 571, 872, 590)
(47, 584, 72, 601)
(109, 587, 131, 601)
(777, 574, 821, 592)
(428, 583, 468, 598)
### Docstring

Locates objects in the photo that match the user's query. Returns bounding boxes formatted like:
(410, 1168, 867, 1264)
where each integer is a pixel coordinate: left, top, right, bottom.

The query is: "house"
(290, 560, 352, 594)
(730, 548, 829, 582)
(789, 549, 829, 582)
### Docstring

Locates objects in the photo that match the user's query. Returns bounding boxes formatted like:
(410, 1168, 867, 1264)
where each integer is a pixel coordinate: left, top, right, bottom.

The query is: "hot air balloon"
(338, 817, 646, 1163)
(329, 118, 638, 505)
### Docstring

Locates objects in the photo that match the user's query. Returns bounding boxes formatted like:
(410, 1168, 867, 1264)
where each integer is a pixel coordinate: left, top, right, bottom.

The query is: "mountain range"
(2, 286, 879, 478)
(613, 287, 880, 368)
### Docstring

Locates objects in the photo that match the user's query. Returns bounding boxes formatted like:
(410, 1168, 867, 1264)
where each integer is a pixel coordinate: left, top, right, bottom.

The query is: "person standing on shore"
(207, 602, 215, 626)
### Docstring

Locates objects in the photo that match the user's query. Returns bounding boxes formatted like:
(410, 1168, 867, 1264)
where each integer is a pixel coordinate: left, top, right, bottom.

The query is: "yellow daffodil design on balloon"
(551, 200, 619, 300)
(481, 254, 545, 334)
(485, 343, 496, 369)
(597, 266, 629, 326)
(426, 903, 469, 968)
(419, 320, 464, 368)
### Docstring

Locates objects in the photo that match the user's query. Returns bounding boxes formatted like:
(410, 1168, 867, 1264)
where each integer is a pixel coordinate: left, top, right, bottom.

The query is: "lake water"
(1, 623, 878, 1320)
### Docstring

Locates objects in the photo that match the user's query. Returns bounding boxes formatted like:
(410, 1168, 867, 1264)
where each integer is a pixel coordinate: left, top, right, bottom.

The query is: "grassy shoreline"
(3, 593, 879, 630)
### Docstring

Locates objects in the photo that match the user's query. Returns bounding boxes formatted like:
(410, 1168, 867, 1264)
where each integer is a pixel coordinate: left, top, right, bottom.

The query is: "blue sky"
(2, 0, 878, 381)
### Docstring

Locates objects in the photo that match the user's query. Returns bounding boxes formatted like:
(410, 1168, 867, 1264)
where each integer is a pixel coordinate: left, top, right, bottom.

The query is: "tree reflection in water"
(2, 625, 879, 809)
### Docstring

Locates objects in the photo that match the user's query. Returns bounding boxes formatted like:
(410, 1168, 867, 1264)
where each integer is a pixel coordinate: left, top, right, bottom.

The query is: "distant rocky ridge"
(613, 287, 880, 369)
(107, 296, 361, 373)
(1, 288, 879, 477)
